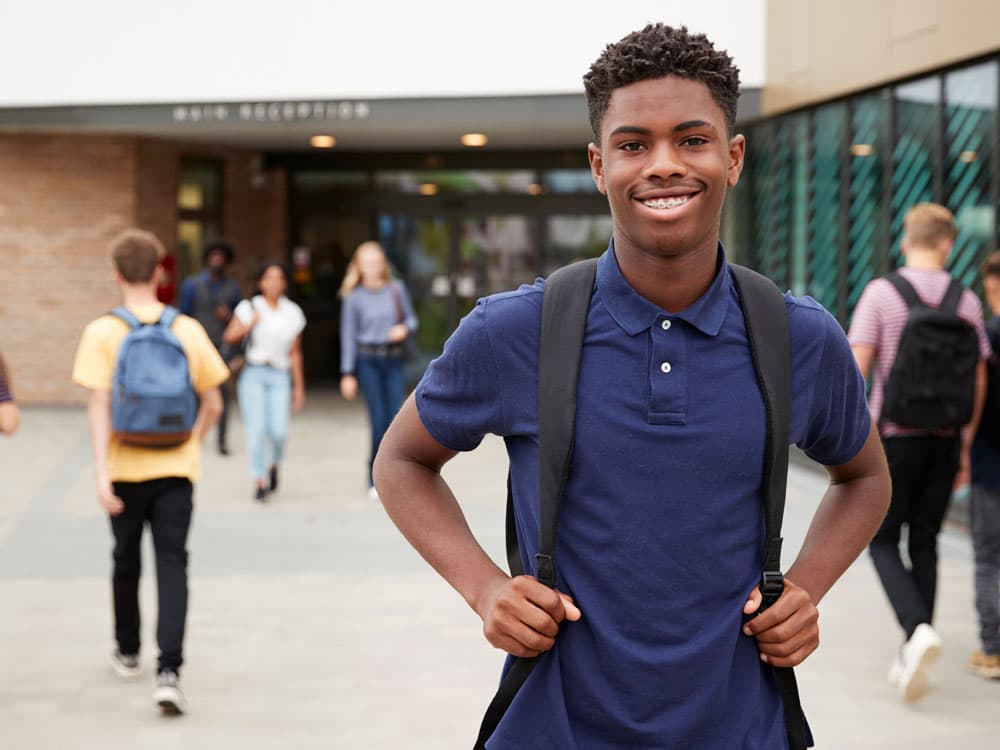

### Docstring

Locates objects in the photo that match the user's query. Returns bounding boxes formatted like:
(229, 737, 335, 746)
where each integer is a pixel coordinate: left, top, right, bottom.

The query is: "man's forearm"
(87, 391, 113, 485)
(786, 427, 891, 605)
(375, 455, 509, 617)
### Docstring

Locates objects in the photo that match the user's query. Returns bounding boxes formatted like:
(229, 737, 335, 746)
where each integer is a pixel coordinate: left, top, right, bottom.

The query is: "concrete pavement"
(1, 392, 997, 749)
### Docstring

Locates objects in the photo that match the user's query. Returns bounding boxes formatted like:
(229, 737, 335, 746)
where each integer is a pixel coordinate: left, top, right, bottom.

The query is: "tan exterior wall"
(0, 134, 286, 405)
(764, 0, 1000, 114)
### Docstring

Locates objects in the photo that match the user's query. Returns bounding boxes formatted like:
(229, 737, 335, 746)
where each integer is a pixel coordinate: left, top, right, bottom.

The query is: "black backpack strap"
(939, 277, 964, 315)
(505, 472, 524, 577)
(730, 264, 808, 750)
(475, 258, 598, 750)
(884, 272, 923, 309)
(887, 270, 965, 315)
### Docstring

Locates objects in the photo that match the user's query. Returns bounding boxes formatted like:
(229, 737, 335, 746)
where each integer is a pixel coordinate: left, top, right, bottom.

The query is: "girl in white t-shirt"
(223, 262, 306, 501)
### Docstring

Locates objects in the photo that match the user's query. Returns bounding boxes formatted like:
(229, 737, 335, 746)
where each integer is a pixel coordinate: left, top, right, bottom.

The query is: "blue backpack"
(110, 306, 197, 447)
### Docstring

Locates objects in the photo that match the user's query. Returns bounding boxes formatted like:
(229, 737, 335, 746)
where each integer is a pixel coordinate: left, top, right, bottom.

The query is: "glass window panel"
(945, 61, 998, 288)
(788, 114, 810, 298)
(745, 121, 775, 274)
(375, 170, 535, 194)
(177, 159, 222, 211)
(544, 215, 613, 275)
(377, 214, 450, 370)
(177, 219, 221, 282)
(847, 93, 889, 321)
(891, 76, 940, 265)
(764, 120, 793, 290)
(807, 105, 844, 314)
(541, 169, 600, 194)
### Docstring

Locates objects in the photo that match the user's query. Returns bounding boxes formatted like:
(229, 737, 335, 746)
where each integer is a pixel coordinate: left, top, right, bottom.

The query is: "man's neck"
(904, 248, 947, 271)
(614, 238, 719, 314)
(121, 284, 160, 308)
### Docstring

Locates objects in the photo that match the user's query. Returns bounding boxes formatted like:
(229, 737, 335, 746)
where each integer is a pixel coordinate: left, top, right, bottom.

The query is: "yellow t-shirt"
(72, 303, 230, 482)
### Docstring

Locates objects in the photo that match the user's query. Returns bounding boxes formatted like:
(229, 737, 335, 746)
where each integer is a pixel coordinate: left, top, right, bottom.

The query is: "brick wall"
(0, 134, 286, 405)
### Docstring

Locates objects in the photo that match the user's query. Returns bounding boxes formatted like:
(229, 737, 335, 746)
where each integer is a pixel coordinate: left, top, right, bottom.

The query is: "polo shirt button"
(660, 361, 672, 374)
(661, 319, 672, 331)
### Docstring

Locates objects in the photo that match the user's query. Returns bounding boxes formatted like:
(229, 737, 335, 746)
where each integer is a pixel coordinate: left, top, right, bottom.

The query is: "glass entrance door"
(378, 212, 539, 378)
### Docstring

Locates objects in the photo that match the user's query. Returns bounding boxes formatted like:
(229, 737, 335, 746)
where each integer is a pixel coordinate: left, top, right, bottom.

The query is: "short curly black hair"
(583, 24, 741, 140)
(202, 237, 235, 264)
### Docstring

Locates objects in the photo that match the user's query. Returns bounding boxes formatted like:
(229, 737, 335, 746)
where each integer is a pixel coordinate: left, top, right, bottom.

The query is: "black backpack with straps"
(880, 271, 978, 430)
(475, 258, 810, 750)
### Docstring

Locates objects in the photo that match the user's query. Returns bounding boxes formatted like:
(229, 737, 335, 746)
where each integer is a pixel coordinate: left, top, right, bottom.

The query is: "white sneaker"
(367, 486, 380, 501)
(897, 623, 943, 703)
(111, 649, 141, 680)
(887, 652, 904, 687)
(154, 670, 187, 715)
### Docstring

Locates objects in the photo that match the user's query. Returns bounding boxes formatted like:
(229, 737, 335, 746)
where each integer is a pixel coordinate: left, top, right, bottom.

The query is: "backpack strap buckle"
(759, 570, 785, 611)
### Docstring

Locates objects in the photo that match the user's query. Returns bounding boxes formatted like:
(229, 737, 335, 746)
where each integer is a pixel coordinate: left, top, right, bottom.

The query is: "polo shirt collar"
(597, 239, 731, 337)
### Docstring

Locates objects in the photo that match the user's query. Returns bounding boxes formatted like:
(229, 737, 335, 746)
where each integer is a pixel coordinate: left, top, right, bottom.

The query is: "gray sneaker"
(154, 670, 187, 715)
(110, 649, 141, 680)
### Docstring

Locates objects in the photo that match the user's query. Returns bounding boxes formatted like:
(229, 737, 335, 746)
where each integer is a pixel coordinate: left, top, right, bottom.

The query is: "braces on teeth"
(643, 196, 690, 209)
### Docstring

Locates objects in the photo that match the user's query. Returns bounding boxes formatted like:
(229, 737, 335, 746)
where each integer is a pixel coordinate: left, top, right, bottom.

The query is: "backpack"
(880, 272, 979, 430)
(110, 306, 198, 447)
(474, 259, 809, 750)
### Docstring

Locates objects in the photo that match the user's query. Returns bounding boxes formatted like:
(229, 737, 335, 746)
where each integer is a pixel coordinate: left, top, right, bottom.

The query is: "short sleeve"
(847, 280, 882, 350)
(72, 318, 117, 391)
(798, 309, 872, 466)
(234, 299, 254, 325)
(291, 302, 306, 337)
(415, 301, 505, 452)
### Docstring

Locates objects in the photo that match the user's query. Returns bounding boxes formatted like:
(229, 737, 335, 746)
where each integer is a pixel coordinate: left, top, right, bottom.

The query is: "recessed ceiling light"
(527, 183, 544, 196)
(461, 133, 488, 147)
(419, 183, 439, 196)
(849, 143, 874, 157)
(959, 150, 978, 163)
(310, 135, 336, 148)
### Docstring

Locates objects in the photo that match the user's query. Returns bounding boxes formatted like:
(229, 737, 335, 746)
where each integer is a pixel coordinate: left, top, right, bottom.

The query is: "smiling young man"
(374, 25, 890, 749)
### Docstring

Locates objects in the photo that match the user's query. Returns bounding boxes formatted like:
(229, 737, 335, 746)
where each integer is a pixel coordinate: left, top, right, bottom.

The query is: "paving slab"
(1, 393, 997, 748)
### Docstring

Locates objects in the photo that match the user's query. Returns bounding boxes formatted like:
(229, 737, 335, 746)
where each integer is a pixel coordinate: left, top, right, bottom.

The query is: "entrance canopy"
(0, 90, 759, 151)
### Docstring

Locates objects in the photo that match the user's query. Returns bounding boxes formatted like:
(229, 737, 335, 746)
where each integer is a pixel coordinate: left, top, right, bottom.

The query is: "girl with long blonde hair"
(339, 241, 418, 499)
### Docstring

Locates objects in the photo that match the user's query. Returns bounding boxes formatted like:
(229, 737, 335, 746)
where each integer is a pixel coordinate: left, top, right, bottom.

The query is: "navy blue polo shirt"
(416, 243, 870, 750)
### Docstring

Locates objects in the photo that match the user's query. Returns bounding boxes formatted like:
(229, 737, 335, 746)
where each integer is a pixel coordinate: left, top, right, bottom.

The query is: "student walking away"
(968, 251, 1000, 680)
(849, 202, 991, 701)
(0, 350, 20, 435)
(179, 238, 242, 455)
(339, 241, 418, 500)
(374, 25, 890, 750)
(223, 261, 306, 502)
(72, 229, 229, 715)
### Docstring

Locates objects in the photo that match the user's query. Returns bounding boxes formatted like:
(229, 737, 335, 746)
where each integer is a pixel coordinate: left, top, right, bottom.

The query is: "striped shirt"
(848, 266, 991, 436)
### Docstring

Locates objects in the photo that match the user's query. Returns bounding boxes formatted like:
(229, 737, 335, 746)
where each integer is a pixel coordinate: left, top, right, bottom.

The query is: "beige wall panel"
(764, 0, 1000, 114)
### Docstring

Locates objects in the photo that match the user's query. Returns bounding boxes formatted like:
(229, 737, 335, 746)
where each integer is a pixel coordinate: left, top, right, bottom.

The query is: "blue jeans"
(356, 354, 405, 486)
(970, 485, 1000, 654)
(237, 364, 292, 482)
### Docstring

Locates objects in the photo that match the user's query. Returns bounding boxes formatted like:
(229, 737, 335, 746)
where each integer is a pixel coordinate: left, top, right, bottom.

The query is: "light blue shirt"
(340, 281, 418, 374)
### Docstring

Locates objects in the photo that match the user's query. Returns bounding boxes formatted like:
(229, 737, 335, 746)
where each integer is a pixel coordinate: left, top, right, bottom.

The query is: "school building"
(722, 0, 1000, 327)
(3, 1, 999, 403)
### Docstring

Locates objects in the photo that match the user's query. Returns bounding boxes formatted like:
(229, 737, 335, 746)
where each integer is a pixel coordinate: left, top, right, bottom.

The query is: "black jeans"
(870, 435, 960, 640)
(110, 477, 193, 674)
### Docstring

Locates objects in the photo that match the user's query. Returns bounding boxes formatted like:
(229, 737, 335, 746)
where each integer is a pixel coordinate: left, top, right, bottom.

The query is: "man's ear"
(588, 143, 607, 195)
(727, 134, 746, 189)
